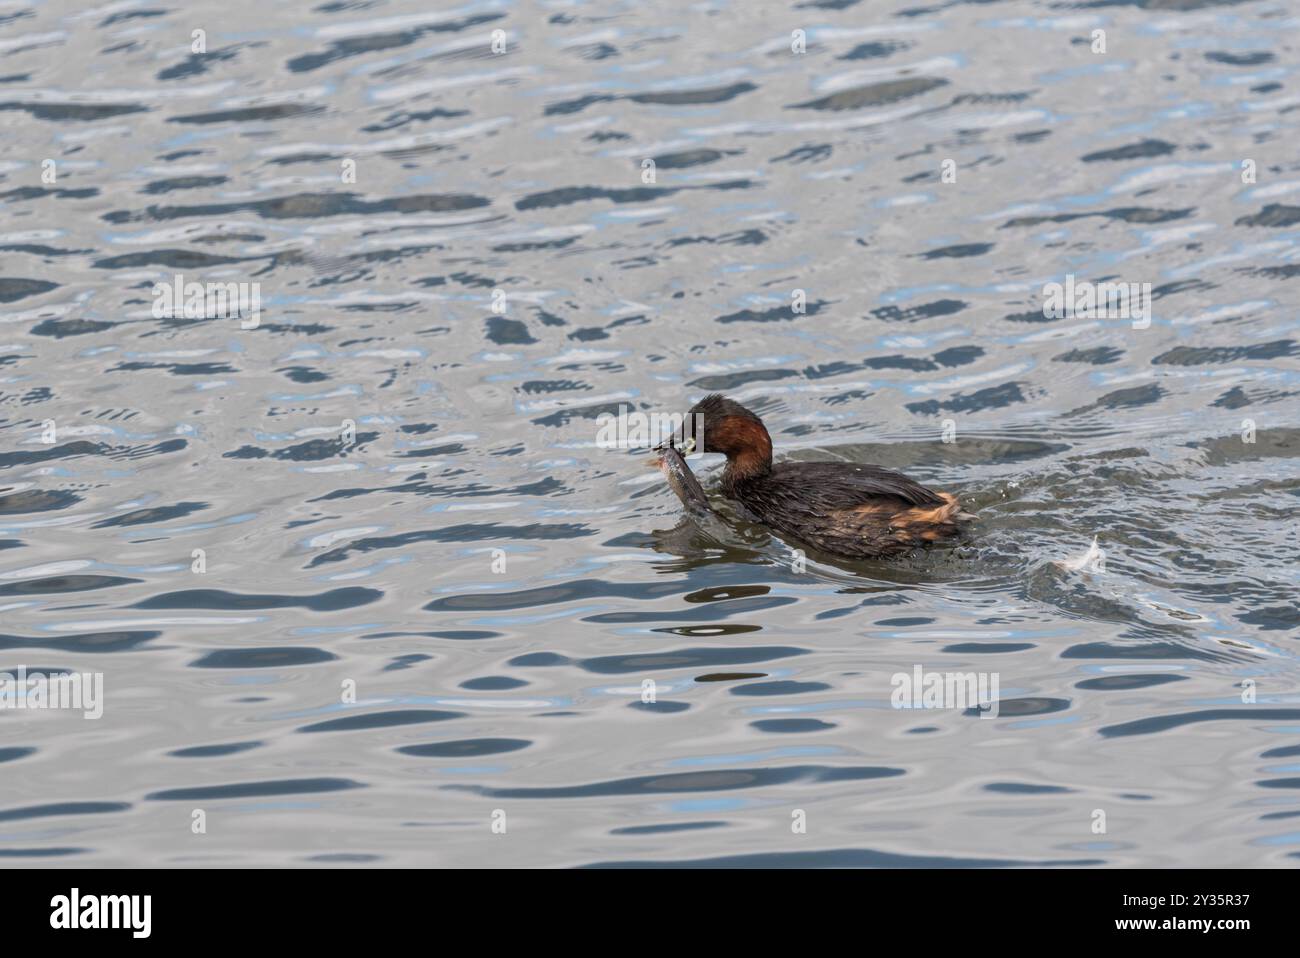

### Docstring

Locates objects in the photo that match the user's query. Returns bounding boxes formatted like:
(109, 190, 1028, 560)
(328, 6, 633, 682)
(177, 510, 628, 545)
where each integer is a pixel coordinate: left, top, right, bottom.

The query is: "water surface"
(1, 0, 1298, 867)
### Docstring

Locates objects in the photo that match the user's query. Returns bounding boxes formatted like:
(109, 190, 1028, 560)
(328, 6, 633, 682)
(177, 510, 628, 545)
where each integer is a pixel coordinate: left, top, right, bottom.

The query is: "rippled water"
(1, 0, 1298, 867)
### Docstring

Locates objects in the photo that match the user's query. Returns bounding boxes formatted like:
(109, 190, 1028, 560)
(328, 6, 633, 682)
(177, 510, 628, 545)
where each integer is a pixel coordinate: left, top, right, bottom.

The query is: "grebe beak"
(650, 434, 694, 462)
(655, 435, 695, 453)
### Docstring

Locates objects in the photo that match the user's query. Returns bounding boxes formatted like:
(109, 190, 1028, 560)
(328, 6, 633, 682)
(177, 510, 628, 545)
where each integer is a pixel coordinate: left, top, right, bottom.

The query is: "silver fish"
(648, 443, 713, 517)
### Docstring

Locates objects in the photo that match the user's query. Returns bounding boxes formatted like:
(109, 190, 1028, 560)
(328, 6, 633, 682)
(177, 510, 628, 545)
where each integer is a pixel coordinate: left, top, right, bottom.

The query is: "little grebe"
(661, 394, 971, 559)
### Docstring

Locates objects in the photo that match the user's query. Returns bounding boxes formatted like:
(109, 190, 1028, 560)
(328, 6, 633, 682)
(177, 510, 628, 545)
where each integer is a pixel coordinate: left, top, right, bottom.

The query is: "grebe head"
(685, 393, 772, 481)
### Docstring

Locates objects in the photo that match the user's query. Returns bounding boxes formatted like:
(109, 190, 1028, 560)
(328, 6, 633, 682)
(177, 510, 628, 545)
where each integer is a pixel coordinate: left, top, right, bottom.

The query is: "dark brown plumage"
(681, 394, 971, 558)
